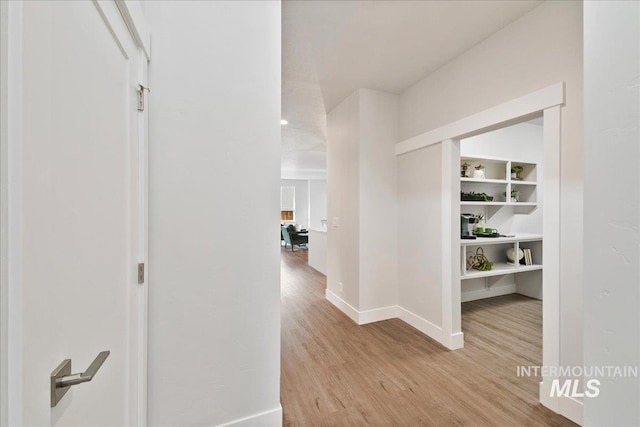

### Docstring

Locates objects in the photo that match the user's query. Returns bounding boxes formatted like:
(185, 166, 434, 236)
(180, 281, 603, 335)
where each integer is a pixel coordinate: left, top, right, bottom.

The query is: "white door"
(11, 1, 148, 425)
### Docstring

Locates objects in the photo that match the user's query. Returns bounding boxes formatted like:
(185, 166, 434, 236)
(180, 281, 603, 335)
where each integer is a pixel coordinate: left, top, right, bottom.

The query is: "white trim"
(0, 3, 9, 426)
(325, 289, 359, 324)
(542, 106, 561, 370)
(1, 2, 23, 426)
(441, 140, 454, 345)
(93, 1, 129, 59)
(441, 139, 463, 350)
(93, 3, 149, 425)
(115, 0, 151, 60)
(135, 46, 149, 427)
(559, 395, 583, 426)
(396, 306, 446, 346)
(460, 284, 517, 303)
(93, 4, 151, 424)
(447, 332, 464, 350)
(358, 305, 398, 324)
(541, 105, 562, 418)
(324, 294, 462, 349)
(324, 293, 398, 325)
(539, 381, 583, 425)
(395, 83, 565, 155)
(216, 405, 283, 427)
(539, 380, 558, 412)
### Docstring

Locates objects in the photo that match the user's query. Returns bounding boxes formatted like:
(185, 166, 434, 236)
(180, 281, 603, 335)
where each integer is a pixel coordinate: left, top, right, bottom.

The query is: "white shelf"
(460, 233, 542, 246)
(461, 178, 508, 184)
(461, 155, 508, 164)
(461, 262, 543, 280)
(460, 201, 537, 207)
(510, 180, 537, 186)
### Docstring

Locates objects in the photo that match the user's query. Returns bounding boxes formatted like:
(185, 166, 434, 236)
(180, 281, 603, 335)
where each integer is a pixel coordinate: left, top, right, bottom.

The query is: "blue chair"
(281, 226, 308, 251)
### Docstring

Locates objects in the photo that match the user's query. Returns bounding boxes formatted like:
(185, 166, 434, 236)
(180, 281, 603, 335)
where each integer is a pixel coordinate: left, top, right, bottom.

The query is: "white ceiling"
(282, 2, 328, 178)
(282, 0, 543, 177)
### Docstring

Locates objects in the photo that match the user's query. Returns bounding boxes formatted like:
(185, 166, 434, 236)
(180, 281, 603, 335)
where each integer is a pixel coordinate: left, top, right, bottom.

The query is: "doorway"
(441, 87, 562, 413)
(0, 1, 150, 424)
(395, 83, 563, 411)
(458, 117, 545, 401)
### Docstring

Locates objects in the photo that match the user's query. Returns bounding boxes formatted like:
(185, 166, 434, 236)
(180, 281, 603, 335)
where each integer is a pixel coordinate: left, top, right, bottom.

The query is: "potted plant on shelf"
(461, 162, 471, 178)
(511, 165, 524, 180)
(473, 213, 485, 233)
(503, 190, 520, 203)
(473, 164, 486, 179)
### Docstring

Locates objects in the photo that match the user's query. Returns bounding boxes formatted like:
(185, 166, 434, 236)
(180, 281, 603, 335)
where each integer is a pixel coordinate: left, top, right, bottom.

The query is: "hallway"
(280, 248, 575, 426)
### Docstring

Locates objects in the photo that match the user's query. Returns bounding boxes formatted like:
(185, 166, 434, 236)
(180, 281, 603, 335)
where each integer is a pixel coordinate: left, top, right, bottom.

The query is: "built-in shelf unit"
(459, 155, 542, 299)
(461, 233, 543, 280)
(461, 155, 538, 205)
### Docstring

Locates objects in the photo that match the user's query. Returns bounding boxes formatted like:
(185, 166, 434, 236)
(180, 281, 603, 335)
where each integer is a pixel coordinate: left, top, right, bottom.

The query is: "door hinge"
(137, 84, 151, 111)
(137, 263, 145, 284)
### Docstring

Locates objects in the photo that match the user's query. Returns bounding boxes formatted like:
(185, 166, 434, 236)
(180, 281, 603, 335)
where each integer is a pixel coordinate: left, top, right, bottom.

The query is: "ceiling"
(282, 2, 329, 179)
(282, 0, 543, 178)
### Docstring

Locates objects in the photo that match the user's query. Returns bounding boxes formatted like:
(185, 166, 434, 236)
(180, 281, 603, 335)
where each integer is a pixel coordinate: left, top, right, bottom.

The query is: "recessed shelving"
(459, 154, 542, 286)
(460, 235, 543, 280)
(462, 262, 543, 280)
(461, 156, 538, 207)
(460, 233, 542, 246)
(510, 180, 537, 186)
(460, 201, 537, 207)
(461, 178, 508, 184)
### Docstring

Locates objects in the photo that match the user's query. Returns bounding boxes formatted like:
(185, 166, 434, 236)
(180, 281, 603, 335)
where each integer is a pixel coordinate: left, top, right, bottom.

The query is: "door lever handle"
(50, 351, 110, 407)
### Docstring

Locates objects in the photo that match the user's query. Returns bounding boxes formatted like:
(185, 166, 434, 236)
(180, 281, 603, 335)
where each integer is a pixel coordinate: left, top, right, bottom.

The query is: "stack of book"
(520, 248, 534, 265)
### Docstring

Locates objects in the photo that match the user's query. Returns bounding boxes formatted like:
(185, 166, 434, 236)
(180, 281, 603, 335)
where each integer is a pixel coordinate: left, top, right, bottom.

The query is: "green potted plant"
(473, 213, 485, 233)
(511, 165, 524, 180)
(503, 190, 520, 202)
(461, 162, 471, 177)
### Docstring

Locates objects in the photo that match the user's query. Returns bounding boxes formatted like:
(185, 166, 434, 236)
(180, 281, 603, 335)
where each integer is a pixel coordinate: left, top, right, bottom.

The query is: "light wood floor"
(280, 248, 576, 426)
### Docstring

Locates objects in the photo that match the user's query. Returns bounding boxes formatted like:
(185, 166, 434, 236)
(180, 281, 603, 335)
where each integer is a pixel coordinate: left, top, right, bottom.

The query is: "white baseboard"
(539, 380, 583, 426)
(461, 284, 516, 302)
(447, 332, 464, 350)
(217, 405, 282, 427)
(559, 395, 583, 426)
(358, 305, 398, 324)
(325, 290, 398, 325)
(324, 292, 462, 350)
(325, 289, 359, 324)
(396, 306, 444, 345)
(539, 380, 559, 412)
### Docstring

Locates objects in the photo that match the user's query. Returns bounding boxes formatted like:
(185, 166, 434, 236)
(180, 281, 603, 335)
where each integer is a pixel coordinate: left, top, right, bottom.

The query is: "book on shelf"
(519, 248, 533, 265)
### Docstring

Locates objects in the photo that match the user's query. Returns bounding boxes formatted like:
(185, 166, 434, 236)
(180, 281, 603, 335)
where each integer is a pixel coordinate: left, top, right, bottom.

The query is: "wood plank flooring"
(280, 248, 576, 426)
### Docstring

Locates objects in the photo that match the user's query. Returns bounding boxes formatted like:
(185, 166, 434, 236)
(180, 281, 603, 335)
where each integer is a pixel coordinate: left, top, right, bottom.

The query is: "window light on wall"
(280, 186, 295, 221)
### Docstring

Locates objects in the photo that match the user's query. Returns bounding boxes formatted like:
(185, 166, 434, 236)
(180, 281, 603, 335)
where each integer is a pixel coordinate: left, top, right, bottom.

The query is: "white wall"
(397, 143, 443, 327)
(584, 1, 640, 425)
(398, 0, 583, 378)
(281, 179, 309, 228)
(327, 91, 360, 309)
(358, 89, 398, 311)
(308, 179, 327, 230)
(280, 179, 326, 230)
(326, 88, 398, 317)
(308, 229, 327, 275)
(146, 1, 282, 426)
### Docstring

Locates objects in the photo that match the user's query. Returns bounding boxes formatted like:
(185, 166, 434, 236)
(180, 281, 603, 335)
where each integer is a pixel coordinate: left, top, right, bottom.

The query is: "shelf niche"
(459, 122, 543, 303)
